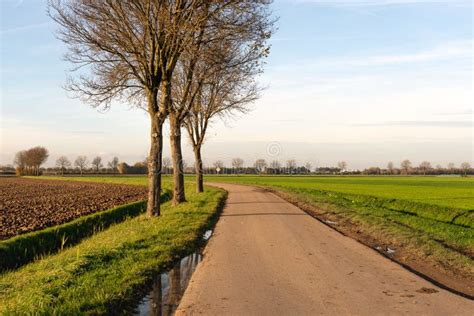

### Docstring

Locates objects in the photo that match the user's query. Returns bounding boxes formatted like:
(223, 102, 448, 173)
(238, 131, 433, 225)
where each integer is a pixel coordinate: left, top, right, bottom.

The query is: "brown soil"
(0, 177, 147, 239)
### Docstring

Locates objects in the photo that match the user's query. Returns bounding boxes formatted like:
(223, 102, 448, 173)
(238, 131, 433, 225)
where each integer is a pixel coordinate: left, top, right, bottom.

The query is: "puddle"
(203, 230, 212, 240)
(134, 252, 202, 315)
(374, 245, 396, 255)
(134, 230, 212, 315)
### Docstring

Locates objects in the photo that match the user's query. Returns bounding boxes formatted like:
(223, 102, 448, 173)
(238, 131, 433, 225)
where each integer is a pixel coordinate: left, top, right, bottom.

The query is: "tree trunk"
(147, 117, 163, 216)
(170, 112, 186, 204)
(194, 146, 204, 193)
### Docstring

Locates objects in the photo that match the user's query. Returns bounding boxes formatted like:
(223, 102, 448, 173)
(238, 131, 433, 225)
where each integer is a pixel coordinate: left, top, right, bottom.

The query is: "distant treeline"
(3, 147, 473, 176)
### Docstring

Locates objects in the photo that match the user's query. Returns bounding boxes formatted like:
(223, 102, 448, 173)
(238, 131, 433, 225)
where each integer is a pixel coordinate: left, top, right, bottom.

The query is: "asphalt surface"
(176, 183, 473, 315)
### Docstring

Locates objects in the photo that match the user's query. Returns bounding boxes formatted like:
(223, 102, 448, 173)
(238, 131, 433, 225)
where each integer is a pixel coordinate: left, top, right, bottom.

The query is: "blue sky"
(1, 0, 472, 169)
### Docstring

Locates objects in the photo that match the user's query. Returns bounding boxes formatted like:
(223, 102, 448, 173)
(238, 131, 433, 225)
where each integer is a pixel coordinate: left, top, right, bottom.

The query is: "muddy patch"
(416, 287, 439, 294)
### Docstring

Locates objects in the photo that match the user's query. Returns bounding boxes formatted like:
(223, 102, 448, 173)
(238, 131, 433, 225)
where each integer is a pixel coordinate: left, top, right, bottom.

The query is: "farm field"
(205, 175, 474, 210)
(205, 175, 474, 294)
(0, 177, 147, 239)
(0, 176, 225, 314)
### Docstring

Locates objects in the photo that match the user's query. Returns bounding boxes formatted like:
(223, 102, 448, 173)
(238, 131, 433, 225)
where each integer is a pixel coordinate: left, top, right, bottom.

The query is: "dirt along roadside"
(176, 183, 473, 315)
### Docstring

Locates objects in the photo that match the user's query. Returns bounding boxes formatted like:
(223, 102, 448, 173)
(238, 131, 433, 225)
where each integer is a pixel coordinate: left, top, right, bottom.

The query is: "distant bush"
(117, 161, 148, 174)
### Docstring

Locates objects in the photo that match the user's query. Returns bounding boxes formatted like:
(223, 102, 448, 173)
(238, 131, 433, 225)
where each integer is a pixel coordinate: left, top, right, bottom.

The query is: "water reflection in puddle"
(134, 252, 202, 316)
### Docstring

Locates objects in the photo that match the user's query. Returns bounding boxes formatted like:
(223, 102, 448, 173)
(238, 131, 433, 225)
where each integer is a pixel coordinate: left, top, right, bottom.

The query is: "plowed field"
(0, 177, 147, 239)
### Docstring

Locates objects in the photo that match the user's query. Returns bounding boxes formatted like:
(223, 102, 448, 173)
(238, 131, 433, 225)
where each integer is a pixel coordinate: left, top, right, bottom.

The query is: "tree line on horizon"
(8, 148, 472, 177)
(203, 158, 473, 176)
(12, 147, 121, 176)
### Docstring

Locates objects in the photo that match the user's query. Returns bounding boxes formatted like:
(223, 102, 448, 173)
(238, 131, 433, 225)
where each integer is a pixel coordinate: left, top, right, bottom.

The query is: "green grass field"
(205, 175, 474, 210)
(205, 175, 474, 282)
(1, 177, 225, 314)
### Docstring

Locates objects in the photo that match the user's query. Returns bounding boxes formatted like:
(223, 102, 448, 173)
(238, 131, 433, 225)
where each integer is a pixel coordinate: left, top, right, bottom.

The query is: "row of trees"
(14, 146, 49, 176)
(204, 159, 473, 175)
(13, 148, 120, 176)
(49, 0, 275, 216)
(12, 148, 472, 176)
(387, 160, 472, 176)
(55, 156, 119, 175)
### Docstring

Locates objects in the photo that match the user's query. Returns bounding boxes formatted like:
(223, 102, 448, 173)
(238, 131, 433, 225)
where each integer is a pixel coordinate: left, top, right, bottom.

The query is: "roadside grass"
(0, 183, 225, 314)
(0, 200, 146, 272)
(205, 176, 474, 278)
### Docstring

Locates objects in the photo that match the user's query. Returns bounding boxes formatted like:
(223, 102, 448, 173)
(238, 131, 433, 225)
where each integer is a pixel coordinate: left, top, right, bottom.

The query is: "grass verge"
(0, 184, 226, 314)
(2, 199, 148, 273)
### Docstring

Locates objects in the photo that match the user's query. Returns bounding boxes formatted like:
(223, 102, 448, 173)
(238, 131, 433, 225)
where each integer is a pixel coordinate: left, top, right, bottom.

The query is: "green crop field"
(204, 175, 474, 210)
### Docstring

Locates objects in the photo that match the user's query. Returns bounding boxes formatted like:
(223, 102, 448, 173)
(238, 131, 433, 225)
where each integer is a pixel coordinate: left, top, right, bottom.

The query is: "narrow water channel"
(132, 228, 214, 316)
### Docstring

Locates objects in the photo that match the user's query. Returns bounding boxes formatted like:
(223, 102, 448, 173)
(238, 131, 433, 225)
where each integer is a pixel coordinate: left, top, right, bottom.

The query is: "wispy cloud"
(355, 40, 472, 66)
(0, 22, 51, 35)
(286, 0, 471, 6)
(271, 40, 472, 72)
(435, 108, 473, 116)
(352, 121, 472, 127)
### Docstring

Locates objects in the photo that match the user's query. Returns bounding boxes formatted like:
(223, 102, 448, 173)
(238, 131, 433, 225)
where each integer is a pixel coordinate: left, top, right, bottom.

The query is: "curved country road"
(176, 183, 473, 315)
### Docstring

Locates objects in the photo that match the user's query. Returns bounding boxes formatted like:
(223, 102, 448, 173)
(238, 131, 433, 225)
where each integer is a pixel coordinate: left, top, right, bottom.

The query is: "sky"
(0, 0, 472, 170)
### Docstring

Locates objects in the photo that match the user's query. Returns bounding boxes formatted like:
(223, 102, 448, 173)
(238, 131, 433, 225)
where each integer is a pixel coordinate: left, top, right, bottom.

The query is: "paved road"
(176, 183, 473, 315)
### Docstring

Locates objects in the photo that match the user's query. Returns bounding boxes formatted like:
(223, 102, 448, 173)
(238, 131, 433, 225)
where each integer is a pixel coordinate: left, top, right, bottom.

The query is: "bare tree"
(387, 161, 394, 175)
(48, 0, 243, 216)
(14, 150, 28, 175)
(232, 158, 244, 174)
(107, 156, 119, 173)
(286, 160, 296, 174)
(56, 156, 71, 175)
(213, 160, 224, 174)
(254, 159, 267, 174)
(269, 160, 281, 174)
(447, 162, 455, 173)
(461, 162, 471, 175)
(74, 155, 88, 175)
(419, 161, 432, 175)
(182, 159, 188, 173)
(91, 156, 103, 172)
(28, 147, 49, 175)
(162, 157, 172, 175)
(337, 161, 347, 174)
(304, 162, 312, 174)
(13, 147, 49, 176)
(401, 159, 412, 175)
(174, 2, 274, 196)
